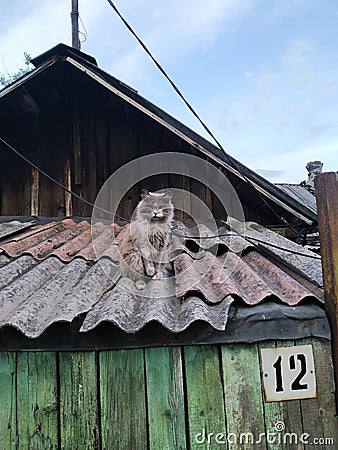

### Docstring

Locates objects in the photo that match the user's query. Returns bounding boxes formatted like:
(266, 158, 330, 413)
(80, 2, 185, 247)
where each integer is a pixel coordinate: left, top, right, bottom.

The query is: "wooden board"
(0, 352, 17, 449)
(258, 340, 305, 450)
(59, 351, 99, 450)
(299, 338, 337, 450)
(145, 346, 187, 450)
(184, 345, 226, 450)
(99, 349, 147, 450)
(16, 352, 58, 449)
(222, 343, 266, 450)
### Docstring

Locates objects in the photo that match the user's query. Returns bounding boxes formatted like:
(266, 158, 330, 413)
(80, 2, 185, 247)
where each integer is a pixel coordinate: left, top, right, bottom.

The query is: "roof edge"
(31, 43, 97, 68)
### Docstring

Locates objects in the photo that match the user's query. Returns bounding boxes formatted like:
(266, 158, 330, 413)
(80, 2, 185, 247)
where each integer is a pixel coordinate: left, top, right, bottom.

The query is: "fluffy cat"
(118, 189, 174, 290)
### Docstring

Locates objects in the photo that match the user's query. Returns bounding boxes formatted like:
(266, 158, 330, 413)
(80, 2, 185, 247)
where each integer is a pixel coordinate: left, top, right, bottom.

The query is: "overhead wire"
(105, 0, 308, 233)
(0, 137, 130, 223)
(172, 231, 321, 260)
(0, 3, 320, 260)
(0, 136, 321, 259)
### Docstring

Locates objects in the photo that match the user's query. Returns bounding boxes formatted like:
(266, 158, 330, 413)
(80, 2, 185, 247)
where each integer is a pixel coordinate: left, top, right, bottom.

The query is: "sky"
(0, 0, 337, 183)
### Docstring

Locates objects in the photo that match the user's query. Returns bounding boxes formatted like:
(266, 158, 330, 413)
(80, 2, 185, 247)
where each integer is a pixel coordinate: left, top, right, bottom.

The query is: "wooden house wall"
(0, 74, 265, 224)
(0, 338, 336, 449)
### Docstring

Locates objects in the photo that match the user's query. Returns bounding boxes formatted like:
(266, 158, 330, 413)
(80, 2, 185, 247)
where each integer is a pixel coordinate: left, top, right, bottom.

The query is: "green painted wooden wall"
(0, 338, 336, 450)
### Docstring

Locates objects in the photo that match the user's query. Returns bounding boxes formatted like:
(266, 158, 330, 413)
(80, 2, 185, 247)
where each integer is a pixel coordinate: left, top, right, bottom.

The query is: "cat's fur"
(118, 190, 174, 290)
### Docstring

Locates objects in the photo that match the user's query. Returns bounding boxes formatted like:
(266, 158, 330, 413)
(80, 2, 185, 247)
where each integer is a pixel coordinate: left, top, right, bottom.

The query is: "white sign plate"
(261, 345, 317, 402)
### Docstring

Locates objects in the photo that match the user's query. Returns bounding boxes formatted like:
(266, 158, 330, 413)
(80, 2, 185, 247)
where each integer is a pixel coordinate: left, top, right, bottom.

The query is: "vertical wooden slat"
(184, 345, 226, 450)
(59, 352, 99, 450)
(16, 352, 58, 450)
(145, 346, 187, 450)
(315, 172, 338, 413)
(99, 349, 147, 450)
(222, 343, 266, 450)
(72, 108, 82, 186)
(31, 167, 39, 216)
(108, 108, 138, 220)
(299, 338, 337, 450)
(65, 159, 73, 217)
(258, 340, 305, 450)
(0, 352, 16, 449)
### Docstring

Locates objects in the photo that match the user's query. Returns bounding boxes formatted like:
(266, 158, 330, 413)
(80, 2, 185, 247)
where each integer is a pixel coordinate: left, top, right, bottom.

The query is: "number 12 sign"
(261, 345, 316, 402)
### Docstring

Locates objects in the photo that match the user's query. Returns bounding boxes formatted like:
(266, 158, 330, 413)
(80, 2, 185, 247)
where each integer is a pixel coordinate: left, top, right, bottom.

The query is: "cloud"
(254, 141, 338, 183)
(89, 0, 255, 82)
(0, 0, 70, 73)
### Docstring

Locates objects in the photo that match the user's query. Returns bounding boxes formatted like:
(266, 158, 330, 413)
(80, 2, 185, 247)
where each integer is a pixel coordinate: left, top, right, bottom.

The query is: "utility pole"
(71, 0, 80, 50)
(315, 172, 338, 414)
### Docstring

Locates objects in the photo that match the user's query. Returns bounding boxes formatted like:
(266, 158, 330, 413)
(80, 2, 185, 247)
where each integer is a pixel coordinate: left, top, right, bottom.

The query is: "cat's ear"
(163, 190, 172, 198)
(141, 189, 149, 199)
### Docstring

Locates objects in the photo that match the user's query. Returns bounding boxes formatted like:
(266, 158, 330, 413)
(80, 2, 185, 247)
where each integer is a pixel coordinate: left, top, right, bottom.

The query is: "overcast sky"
(1, 0, 337, 183)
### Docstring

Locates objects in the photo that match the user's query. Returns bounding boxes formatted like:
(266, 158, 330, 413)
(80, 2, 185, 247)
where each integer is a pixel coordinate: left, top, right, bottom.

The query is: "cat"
(118, 189, 174, 290)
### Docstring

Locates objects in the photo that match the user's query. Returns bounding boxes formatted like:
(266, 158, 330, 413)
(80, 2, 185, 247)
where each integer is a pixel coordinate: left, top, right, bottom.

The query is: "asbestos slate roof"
(0, 218, 326, 340)
(276, 183, 317, 215)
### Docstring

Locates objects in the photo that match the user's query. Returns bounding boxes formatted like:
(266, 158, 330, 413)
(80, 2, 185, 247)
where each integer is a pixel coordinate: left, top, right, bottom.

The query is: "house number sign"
(260, 345, 317, 402)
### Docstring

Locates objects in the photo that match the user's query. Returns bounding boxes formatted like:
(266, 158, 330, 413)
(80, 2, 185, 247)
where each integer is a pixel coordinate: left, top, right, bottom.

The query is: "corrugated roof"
(0, 219, 119, 262)
(276, 184, 317, 215)
(0, 218, 325, 338)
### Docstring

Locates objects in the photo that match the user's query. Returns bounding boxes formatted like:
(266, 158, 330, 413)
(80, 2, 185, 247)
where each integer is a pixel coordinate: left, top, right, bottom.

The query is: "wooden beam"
(315, 172, 338, 413)
(30, 167, 39, 216)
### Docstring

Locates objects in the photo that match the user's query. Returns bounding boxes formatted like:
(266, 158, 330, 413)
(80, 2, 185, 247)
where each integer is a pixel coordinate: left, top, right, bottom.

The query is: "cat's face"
(136, 190, 174, 223)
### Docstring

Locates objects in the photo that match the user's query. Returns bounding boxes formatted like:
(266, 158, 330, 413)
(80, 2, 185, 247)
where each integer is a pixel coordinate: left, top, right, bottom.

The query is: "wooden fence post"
(315, 172, 338, 414)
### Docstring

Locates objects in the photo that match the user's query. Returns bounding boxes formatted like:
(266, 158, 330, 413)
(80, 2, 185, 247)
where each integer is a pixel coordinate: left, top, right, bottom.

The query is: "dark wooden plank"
(145, 346, 187, 450)
(99, 349, 147, 450)
(258, 340, 305, 450)
(59, 352, 99, 450)
(108, 108, 139, 220)
(95, 104, 109, 192)
(16, 352, 58, 449)
(38, 106, 67, 216)
(184, 345, 226, 450)
(315, 172, 338, 413)
(0, 352, 16, 449)
(72, 108, 82, 185)
(299, 338, 336, 450)
(222, 343, 266, 450)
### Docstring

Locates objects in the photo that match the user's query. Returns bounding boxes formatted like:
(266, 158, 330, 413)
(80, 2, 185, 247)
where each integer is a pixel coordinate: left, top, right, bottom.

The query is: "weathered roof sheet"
(276, 183, 317, 215)
(0, 218, 325, 339)
(0, 220, 34, 240)
(0, 219, 119, 262)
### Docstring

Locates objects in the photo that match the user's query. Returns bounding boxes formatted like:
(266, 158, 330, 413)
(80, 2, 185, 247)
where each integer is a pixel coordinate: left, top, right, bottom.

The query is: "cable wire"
(105, 0, 309, 232)
(172, 231, 321, 260)
(0, 136, 130, 223)
(0, 136, 320, 259)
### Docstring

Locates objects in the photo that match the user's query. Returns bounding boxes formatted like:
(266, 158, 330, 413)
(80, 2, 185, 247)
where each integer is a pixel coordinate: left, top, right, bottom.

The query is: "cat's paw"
(135, 280, 146, 290)
(152, 272, 162, 280)
(146, 266, 156, 277)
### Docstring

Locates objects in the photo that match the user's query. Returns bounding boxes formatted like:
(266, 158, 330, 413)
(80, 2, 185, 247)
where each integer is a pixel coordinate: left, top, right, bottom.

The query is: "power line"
(172, 231, 321, 260)
(0, 137, 320, 259)
(0, 136, 130, 223)
(105, 0, 308, 233)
